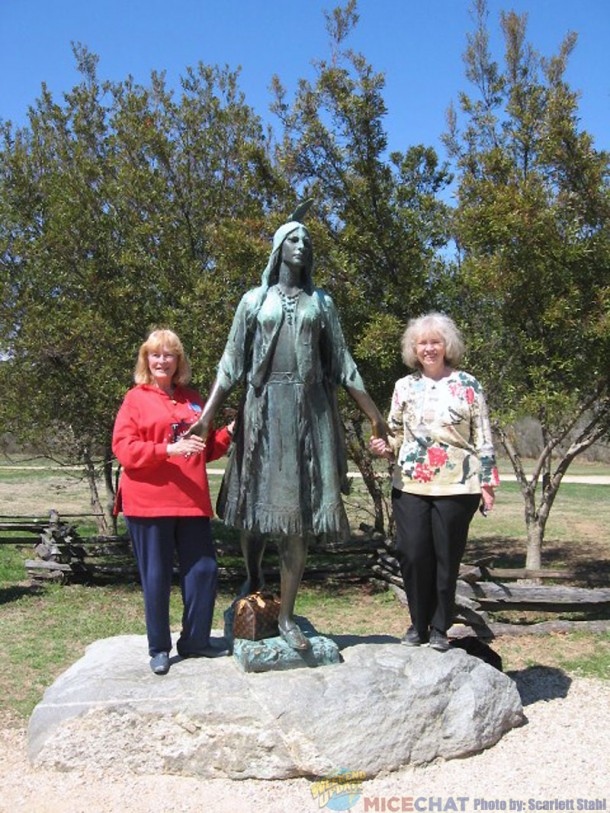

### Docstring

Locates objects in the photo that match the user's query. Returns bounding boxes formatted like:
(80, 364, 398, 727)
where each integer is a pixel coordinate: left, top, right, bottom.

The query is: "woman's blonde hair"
(134, 328, 192, 386)
(401, 312, 465, 370)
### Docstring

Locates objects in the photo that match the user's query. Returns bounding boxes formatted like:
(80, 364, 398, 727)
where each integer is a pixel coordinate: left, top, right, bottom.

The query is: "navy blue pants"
(126, 516, 218, 657)
(392, 490, 479, 636)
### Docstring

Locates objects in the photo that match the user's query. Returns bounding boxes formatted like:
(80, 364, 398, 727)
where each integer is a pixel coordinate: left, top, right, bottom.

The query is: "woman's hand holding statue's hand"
(167, 434, 207, 459)
(369, 436, 394, 460)
(369, 413, 393, 458)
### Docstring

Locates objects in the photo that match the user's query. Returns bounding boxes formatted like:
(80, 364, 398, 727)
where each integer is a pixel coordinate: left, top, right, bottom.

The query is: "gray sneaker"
(150, 652, 170, 674)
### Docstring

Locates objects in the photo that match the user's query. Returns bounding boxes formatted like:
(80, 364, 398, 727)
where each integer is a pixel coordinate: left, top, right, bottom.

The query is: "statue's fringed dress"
(215, 284, 367, 541)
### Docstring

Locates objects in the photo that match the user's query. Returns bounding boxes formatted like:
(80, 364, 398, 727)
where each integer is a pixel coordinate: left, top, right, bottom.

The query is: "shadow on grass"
(508, 665, 572, 706)
(293, 616, 398, 650)
(467, 536, 610, 586)
(465, 535, 525, 569)
(0, 584, 41, 604)
(573, 560, 610, 587)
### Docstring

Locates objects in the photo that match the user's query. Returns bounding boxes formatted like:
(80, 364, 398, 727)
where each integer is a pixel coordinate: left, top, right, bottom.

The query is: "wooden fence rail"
(0, 512, 132, 583)
(372, 546, 610, 640)
(2, 513, 610, 639)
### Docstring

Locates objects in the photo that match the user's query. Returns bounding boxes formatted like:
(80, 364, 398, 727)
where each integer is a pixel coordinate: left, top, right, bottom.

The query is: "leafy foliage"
(0, 46, 279, 525)
(268, 1, 453, 529)
(443, 0, 610, 565)
(1, 1, 608, 557)
(271, 2, 452, 404)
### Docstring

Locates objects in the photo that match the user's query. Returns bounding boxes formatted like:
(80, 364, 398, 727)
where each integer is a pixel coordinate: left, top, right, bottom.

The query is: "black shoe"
(429, 629, 450, 652)
(401, 626, 423, 647)
(150, 652, 170, 675)
(178, 643, 230, 659)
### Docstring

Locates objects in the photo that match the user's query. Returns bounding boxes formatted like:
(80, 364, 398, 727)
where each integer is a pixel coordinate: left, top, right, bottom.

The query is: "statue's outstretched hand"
(371, 416, 391, 443)
(183, 380, 228, 442)
(184, 416, 210, 440)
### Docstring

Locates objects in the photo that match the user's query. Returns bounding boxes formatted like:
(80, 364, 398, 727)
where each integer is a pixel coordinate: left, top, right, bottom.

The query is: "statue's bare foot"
(279, 621, 310, 650)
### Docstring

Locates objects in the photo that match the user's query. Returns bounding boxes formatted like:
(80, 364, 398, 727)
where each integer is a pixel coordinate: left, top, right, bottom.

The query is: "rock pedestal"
(28, 632, 524, 779)
(233, 634, 342, 672)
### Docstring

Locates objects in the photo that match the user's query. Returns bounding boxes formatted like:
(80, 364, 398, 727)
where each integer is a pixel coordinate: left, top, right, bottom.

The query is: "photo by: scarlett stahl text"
(358, 797, 607, 812)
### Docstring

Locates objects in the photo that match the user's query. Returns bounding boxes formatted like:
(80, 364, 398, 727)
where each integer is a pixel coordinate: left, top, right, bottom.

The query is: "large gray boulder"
(28, 632, 524, 779)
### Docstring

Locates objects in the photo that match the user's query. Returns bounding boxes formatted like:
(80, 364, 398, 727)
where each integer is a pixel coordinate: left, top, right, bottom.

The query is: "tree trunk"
(524, 501, 542, 570)
(83, 447, 110, 534)
(501, 418, 602, 572)
(344, 415, 388, 534)
(103, 444, 118, 534)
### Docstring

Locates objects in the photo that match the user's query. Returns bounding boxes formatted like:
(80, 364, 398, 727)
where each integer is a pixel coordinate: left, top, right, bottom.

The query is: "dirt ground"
(1, 669, 609, 813)
(0, 473, 96, 516)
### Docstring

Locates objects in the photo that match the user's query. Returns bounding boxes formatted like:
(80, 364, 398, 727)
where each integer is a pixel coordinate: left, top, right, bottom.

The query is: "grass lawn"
(0, 457, 609, 721)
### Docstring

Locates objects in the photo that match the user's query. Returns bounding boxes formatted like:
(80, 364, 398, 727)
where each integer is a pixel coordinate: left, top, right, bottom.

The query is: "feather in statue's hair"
(288, 198, 314, 223)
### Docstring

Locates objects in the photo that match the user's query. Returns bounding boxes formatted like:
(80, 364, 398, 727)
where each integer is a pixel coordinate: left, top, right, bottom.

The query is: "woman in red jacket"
(113, 328, 233, 675)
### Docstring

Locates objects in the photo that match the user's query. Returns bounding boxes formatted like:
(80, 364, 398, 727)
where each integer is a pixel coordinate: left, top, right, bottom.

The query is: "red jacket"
(112, 384, 231, 517)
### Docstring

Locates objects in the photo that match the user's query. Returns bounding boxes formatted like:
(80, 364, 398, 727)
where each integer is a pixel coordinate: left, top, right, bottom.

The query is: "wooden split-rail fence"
(0, 511, 383, 585)
(0, 511, 134, 583)
(1, 513, 609, 638)
(373, 545, 610, 638)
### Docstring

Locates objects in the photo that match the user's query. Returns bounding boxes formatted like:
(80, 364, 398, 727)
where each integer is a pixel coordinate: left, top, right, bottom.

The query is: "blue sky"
(1, 0, 608, 163)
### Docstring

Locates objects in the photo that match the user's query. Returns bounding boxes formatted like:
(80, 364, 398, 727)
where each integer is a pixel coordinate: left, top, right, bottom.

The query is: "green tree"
(0, 46, 278, 529)
(444, 1, 610, 568)
(271, 0, 452, 531)
(0, 47, 129, 530)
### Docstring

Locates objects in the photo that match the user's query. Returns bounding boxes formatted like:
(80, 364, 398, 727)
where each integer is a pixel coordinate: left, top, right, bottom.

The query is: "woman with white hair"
(370, 312, 499, 651)
(187, 213, 387, 650)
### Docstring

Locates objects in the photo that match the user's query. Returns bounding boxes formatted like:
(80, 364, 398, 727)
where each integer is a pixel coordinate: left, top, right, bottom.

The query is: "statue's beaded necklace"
(278, 289, 301, 325)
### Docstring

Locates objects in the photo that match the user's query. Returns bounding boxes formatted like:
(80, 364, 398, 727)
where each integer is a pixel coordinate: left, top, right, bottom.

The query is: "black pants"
(392, 489, 479, 636)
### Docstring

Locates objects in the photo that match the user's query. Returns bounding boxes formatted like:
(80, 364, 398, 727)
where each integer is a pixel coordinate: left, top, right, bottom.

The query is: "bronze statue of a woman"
(187, 209, 387, 649)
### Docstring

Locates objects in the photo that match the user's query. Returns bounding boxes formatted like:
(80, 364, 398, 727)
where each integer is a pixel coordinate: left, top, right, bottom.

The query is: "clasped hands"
(167, 434, 207, 460)
(369, 435, 394, 460)
(176, 415, 210, 459)
(175, 417, 235, 459)
(369, 418, 394, 460)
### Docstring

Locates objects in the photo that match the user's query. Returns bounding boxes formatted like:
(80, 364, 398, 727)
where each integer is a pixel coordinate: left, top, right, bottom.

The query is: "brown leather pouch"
(232, 591, 281, 641)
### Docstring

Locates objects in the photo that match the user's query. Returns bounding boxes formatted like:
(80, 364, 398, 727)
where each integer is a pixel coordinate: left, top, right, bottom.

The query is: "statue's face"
(281, 226, 312, 270)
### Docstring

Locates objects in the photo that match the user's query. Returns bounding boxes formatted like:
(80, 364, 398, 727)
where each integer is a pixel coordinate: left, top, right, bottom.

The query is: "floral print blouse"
(388, 369, 500, 496)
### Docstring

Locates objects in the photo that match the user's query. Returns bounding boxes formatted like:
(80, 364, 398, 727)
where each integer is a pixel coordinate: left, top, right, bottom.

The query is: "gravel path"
(1, 668, 608, 813)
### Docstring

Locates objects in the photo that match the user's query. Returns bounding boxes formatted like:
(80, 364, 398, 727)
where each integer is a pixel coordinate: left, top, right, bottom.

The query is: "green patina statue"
(187, 204, 387, 649)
